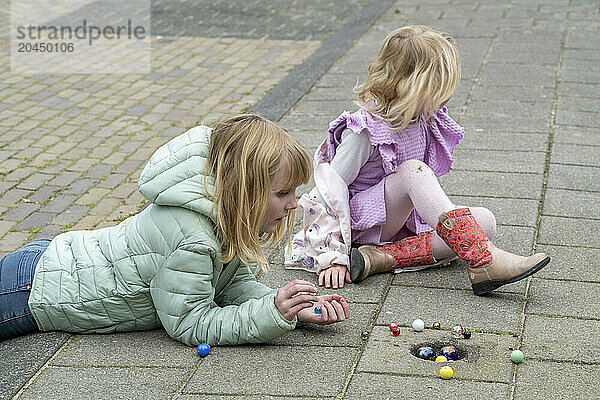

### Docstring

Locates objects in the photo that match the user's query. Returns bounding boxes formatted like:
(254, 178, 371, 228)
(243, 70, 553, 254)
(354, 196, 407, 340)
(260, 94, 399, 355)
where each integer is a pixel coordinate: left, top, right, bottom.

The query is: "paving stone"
(460, 114, 549, 133)
(50, 205, 91, 226)
(183, 346, 354, 397)
(50, 330, 194, 368)
(552, 142, 600, 167)
(345, 373, 509, 399)
(470, 85, 555, 103)
(514, 360, 600, 400)
(439, 170, 543, 199)
(449, 195, 539, 227)
(15, 211, 55, 231)
(2, 203, 40, 221)
(535, 245, 600, 282)
(357, 326, 516, 383)
(543, 188, 599, 219)
(458, 131, 549, 152)
(0, 188, 31, 207)
(63, 178, 100, 195)
(522, 313, 600, 365)
(546, 164, 600, 192)
(555, 110, 598, 128)
(479, 63, 557, 88)
(527, 278, 600, 319)
(377, 286, 523, 334)
(558, 82, 600, 99)
(18, 366, 187, 400)
(553, 125, 600, 146)
(451, 148, 547, 173)
(538, 215, 599, 248)
(0, 231, 30, 252)
(0, 332, 70, 400)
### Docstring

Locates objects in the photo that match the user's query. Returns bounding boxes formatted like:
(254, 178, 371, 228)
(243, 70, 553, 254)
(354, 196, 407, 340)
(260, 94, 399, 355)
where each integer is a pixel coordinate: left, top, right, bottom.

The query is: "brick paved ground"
(2, 0, 600, 399)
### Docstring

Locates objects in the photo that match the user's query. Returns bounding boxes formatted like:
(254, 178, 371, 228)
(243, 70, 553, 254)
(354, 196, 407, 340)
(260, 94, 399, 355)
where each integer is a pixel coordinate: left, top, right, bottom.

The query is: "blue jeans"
(0, 239, 50, 340)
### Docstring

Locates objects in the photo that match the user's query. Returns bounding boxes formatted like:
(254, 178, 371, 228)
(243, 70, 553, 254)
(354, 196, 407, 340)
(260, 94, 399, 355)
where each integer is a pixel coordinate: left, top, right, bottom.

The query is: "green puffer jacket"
(28, 125, 296, 346)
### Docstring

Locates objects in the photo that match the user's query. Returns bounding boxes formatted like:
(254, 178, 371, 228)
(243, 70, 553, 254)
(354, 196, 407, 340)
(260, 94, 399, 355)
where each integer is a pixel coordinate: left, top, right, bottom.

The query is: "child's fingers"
(330, 300, 345, 321)
(287, 293, 318, 308)
(323, 269, 331, 289)
(336, 268, 345, 289)
(339, 297, 350, 318)
(318, 270, 325, 286)
(322, 301, 337, 322)
(345, 270, 352, 283)
(289, 301, 316, 317)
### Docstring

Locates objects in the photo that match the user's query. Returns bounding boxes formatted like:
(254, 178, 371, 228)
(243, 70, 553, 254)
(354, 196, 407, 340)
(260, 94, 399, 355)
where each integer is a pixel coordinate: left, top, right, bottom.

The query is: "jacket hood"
(138, 125, 217, 223)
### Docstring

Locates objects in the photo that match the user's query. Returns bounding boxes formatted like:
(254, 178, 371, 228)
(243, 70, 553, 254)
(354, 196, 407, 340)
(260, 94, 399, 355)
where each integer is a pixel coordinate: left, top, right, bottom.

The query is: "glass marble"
(452, 325, 463, 338)
(441, 346, 458, 361)
(196, 343, 211, 357)
(511, 350, 524, 363)
(416, 346, 436, 361)
(440, 366, 453, 379)
(389, 323, 398, 331)
(361, 331, 369, 340)
(391, 327, 400, 336)
(432, 322, 441, 330)
(314, 305, 322, 315)
(463, 330, 472, 339)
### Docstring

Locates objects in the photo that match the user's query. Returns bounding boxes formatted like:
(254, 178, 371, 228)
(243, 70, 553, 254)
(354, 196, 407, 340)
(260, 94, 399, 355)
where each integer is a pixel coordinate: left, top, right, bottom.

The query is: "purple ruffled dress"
(326, 107, 464, 245)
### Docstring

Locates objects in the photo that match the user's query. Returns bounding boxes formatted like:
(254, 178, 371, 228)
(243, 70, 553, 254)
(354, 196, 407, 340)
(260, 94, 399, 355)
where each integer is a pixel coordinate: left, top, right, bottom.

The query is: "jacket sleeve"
(213, 262, 275, 306)
(150, 245, 296, 347)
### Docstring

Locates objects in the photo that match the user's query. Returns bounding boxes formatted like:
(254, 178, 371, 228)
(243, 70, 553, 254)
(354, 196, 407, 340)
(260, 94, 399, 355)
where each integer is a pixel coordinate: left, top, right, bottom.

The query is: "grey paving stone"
(527, 278, 600, 319)
(558, 82, 600, 99)
(345, 372, 509, 399)
(377, 286, 523, 334)
(182, 346, 354, 397)
(470, 85, 555, 103)
(15, 211, 55, 231)
(18, 173, 55, 191)
(546, 164, 600, 192)
(535, 245, 600, 282)
(451, 148, 547, 173)
(449, 195, 539, 227)
(538, 215, 599, 248)
(514, 360, 600, 400)
(18, 365, 187, 400)
(543, 188, 599, 220)
(557, 94, 600, 114)
(555, 110, 598, 128)
(178, 396, 320, 400)
(439, 170, 543, 199)
(460, 114, 550, 133)
(564, 48, 600, 62)
(466, 100, 552, 119)
(561, 64, 600, 84)
(289, 99, 357, 117)
(2, 203, 40, 221)
(269, 302, 377, 347)
(553, 125, 600, 146)
(0, 332, 70, 400)
(357, 326, 516, 383)
(50, 330, 194, 368)
(522, 313, 600, 364)
(478, 63, 557, 88)
(50, 204, 90, 226)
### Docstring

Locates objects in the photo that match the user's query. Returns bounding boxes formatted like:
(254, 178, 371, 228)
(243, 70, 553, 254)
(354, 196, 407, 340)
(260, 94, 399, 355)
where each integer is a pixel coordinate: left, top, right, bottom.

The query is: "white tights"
(381, 159, 497, 261)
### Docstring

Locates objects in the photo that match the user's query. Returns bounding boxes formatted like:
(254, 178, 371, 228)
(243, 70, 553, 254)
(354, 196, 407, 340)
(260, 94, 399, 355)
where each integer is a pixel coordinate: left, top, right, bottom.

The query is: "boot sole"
(472, 256, 551, 296)
(350, 248, 367, 282)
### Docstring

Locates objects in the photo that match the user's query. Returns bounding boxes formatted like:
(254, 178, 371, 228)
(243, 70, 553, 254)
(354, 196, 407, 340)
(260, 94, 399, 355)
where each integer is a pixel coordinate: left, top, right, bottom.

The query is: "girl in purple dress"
(285, 26, 550, 295)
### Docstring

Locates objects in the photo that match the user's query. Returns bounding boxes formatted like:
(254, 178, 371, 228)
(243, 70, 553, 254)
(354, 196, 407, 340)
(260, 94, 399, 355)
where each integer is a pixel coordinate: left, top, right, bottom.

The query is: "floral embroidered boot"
(350, 232, 454, 282)
(436, 208, 551, 295)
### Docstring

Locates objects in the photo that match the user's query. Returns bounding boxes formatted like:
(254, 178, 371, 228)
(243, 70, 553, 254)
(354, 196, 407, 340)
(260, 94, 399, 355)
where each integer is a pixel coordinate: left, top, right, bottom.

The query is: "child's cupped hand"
(318, 264, 352, 289)
(275, 279, 319, 321)
(297, 294, 350, 325)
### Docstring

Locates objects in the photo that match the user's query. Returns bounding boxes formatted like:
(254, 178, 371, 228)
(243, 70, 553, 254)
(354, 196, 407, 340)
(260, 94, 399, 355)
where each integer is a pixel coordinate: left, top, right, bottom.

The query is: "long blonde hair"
(205, 114, 311, 273)
(356, 25, 460, 131)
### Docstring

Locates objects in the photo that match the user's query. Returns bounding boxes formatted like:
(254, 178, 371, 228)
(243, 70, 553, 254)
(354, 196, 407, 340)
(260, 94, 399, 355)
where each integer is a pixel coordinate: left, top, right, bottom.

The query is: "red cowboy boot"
(436, 208, 550, 295)
(350, 232, 454, 282)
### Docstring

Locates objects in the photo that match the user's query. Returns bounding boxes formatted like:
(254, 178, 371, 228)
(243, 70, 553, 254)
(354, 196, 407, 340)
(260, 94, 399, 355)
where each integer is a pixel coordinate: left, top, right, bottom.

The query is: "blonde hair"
(356, 25, 460, 131)
(205, 114, 311, 273)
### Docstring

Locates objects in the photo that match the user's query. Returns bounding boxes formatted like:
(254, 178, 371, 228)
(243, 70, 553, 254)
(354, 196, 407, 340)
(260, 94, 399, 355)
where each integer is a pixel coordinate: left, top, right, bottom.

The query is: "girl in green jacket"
(0, 114, 349, 345)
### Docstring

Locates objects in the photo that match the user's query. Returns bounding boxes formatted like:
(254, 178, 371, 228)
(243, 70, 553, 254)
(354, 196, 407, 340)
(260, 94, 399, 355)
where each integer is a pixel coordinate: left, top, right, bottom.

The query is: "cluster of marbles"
(416, 345, 458, 362)
(196, 343, 211, 357)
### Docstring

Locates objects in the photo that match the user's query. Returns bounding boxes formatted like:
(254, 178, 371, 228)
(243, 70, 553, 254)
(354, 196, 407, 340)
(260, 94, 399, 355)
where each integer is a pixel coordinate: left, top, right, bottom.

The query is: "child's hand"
(318, 264, 352, 289)
(297, 295, 350, 325)
(275, 280, 319, 321)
